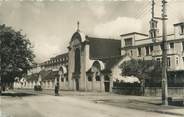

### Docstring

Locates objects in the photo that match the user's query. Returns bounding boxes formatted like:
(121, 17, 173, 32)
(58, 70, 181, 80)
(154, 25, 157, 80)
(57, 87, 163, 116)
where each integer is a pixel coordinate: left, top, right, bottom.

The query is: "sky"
(0, 0, 184, 63)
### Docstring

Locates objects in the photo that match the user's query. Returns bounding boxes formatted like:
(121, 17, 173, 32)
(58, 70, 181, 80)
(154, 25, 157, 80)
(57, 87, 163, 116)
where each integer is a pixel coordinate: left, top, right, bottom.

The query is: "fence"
(113, 82, 142, 95)
(144, 87, 184, 97)
(113, 82, 184, 96)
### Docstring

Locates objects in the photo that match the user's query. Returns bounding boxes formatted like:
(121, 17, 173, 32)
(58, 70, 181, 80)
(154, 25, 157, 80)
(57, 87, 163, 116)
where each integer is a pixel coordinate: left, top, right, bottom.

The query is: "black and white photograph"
(0, 0, 184, 117)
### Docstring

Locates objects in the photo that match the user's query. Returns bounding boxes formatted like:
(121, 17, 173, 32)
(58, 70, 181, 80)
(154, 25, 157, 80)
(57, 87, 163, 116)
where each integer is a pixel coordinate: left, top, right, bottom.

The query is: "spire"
(77, 21, 80, 32)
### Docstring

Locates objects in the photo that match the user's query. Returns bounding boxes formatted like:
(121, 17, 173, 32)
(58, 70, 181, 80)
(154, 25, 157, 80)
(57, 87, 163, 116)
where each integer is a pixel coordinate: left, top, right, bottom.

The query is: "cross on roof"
(77, 21, 80, 32)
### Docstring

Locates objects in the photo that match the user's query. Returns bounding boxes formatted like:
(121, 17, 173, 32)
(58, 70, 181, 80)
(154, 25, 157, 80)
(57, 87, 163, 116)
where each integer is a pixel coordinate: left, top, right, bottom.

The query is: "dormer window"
(124, 38, 133, 47)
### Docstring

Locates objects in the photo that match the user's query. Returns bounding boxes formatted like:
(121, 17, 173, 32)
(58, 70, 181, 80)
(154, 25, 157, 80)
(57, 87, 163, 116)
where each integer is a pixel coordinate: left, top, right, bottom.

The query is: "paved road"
(1, 94, 180, 117)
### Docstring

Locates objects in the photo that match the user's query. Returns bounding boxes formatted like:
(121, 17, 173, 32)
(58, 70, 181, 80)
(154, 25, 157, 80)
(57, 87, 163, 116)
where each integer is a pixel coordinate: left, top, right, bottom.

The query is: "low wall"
(144, 87, 184, 97)
(112, 87, 142, 95)
(113, 87, 184, 96)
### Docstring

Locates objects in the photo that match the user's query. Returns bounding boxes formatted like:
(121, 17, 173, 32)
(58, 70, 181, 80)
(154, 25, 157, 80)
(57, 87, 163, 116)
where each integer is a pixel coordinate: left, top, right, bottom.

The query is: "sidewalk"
(12, 89, 184, 116)
(125, 98, 184, 116)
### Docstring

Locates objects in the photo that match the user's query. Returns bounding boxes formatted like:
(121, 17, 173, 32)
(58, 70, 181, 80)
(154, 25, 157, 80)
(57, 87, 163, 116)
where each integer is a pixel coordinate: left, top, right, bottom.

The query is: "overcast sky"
(0, 0, 184, 63)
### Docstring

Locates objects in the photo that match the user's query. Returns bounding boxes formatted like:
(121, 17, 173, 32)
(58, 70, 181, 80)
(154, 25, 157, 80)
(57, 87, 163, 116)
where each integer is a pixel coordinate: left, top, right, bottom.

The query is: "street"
(1, 92, 182, 117)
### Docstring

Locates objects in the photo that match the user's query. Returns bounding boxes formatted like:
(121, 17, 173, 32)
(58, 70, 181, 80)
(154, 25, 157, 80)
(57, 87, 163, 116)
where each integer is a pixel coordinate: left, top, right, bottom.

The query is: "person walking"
(55, 77, 60, 96)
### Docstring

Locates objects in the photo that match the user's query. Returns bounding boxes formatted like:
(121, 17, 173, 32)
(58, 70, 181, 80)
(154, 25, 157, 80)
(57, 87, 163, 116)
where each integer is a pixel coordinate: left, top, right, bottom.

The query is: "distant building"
(27, 63, 41, 75)
(40, 53, 68, 71)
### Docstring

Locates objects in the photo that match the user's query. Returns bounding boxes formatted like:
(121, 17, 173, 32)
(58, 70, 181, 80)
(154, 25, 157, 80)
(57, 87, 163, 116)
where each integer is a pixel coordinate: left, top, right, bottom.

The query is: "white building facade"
(121, 22, 184, 71)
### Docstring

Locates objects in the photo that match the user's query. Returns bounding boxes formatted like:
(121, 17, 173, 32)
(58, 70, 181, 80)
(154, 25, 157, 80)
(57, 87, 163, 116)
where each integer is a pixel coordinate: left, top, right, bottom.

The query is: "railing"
(152, 49, 180, 56)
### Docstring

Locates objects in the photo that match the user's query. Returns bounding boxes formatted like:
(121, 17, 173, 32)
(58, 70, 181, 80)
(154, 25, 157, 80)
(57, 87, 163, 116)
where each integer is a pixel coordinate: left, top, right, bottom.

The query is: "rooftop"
(120, 32, 148, 37)
(174, 22, 184, 26)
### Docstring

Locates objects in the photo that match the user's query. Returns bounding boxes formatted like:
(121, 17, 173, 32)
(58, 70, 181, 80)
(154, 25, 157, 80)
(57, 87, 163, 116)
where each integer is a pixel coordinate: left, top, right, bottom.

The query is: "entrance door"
(104, 75, 110, 92)
(75, 78, 79, 91)
(104, 82, 110, 92)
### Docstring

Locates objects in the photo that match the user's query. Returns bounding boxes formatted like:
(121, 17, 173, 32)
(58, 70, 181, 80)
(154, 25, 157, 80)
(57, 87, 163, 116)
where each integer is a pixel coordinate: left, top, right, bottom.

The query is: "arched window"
(104, 75, 110, 81)
(61, 78, 64, 82)
(75, 48, 81, 73)
(96, 76, 101, 81)
(88, 76, 92, 81)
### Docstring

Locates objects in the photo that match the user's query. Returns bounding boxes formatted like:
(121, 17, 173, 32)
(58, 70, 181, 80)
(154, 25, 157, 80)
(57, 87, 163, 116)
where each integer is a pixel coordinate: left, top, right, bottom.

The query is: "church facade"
(67, 30, 122, 92)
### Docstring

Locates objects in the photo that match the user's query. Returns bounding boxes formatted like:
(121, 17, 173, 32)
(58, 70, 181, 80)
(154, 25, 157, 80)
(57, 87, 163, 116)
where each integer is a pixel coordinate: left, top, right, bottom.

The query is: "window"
(130, 50, 133, 56)
(176, 57, 179, 65)
(145, 46, 150, 55)
(170, 43, 174, 49)
(150, 45, 153, 52)
(88, 76, 92, 81)
(167, 57, 171, 66)
(160, 43, 164, 50)
(61, 78, 64, 82)
(150, 31, 156, 38)
(180, 25, 184, 35)
(138, 48, 141, 56)
(95, 76, 101, 81)
(182, 41, 184, 51)
(124, 38, 133, 47)
(156, 58, 161, 66)
(156, 58, 161, 63)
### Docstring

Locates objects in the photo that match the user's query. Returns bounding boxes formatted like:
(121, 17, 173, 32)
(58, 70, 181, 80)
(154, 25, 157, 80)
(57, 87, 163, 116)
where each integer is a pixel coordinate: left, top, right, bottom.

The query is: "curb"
(127, 106, 184, 116)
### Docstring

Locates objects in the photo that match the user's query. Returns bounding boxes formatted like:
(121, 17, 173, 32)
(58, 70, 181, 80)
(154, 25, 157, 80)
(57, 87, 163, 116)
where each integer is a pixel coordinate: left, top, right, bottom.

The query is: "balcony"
(152, 49, 180, 56)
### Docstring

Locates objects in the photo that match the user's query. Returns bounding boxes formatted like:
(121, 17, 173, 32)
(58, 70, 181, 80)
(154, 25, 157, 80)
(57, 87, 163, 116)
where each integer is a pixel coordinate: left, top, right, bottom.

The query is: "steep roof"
(70, 31, 86, 43)
(86, 36, 121, 60)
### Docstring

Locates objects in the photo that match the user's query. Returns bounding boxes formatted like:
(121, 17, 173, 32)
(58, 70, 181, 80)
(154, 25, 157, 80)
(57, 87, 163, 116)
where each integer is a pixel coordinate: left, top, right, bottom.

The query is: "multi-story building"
(121, 22, 184, 71)
(40, 53, 68, 71)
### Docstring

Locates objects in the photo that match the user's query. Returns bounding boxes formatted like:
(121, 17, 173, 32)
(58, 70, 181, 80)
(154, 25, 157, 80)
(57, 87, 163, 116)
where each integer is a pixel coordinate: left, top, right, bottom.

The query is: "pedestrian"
(55, 85, 59, 96)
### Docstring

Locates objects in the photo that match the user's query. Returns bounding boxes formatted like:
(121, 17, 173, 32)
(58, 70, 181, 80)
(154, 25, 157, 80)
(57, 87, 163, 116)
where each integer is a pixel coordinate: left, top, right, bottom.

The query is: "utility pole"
(151, 0, 168, 105)
(151, 0, 155, 19)
(161, 0, 168, 106)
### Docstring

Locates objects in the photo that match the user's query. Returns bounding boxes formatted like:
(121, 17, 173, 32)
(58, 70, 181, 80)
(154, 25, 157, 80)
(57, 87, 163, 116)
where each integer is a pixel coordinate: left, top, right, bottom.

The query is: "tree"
(120, 59, 162, 95)
(0, 24, 35, 92)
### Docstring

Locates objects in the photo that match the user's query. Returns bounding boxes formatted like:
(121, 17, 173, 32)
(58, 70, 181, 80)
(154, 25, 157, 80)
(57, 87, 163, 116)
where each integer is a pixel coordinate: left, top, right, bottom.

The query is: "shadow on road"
(0, 92, 36, 97)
